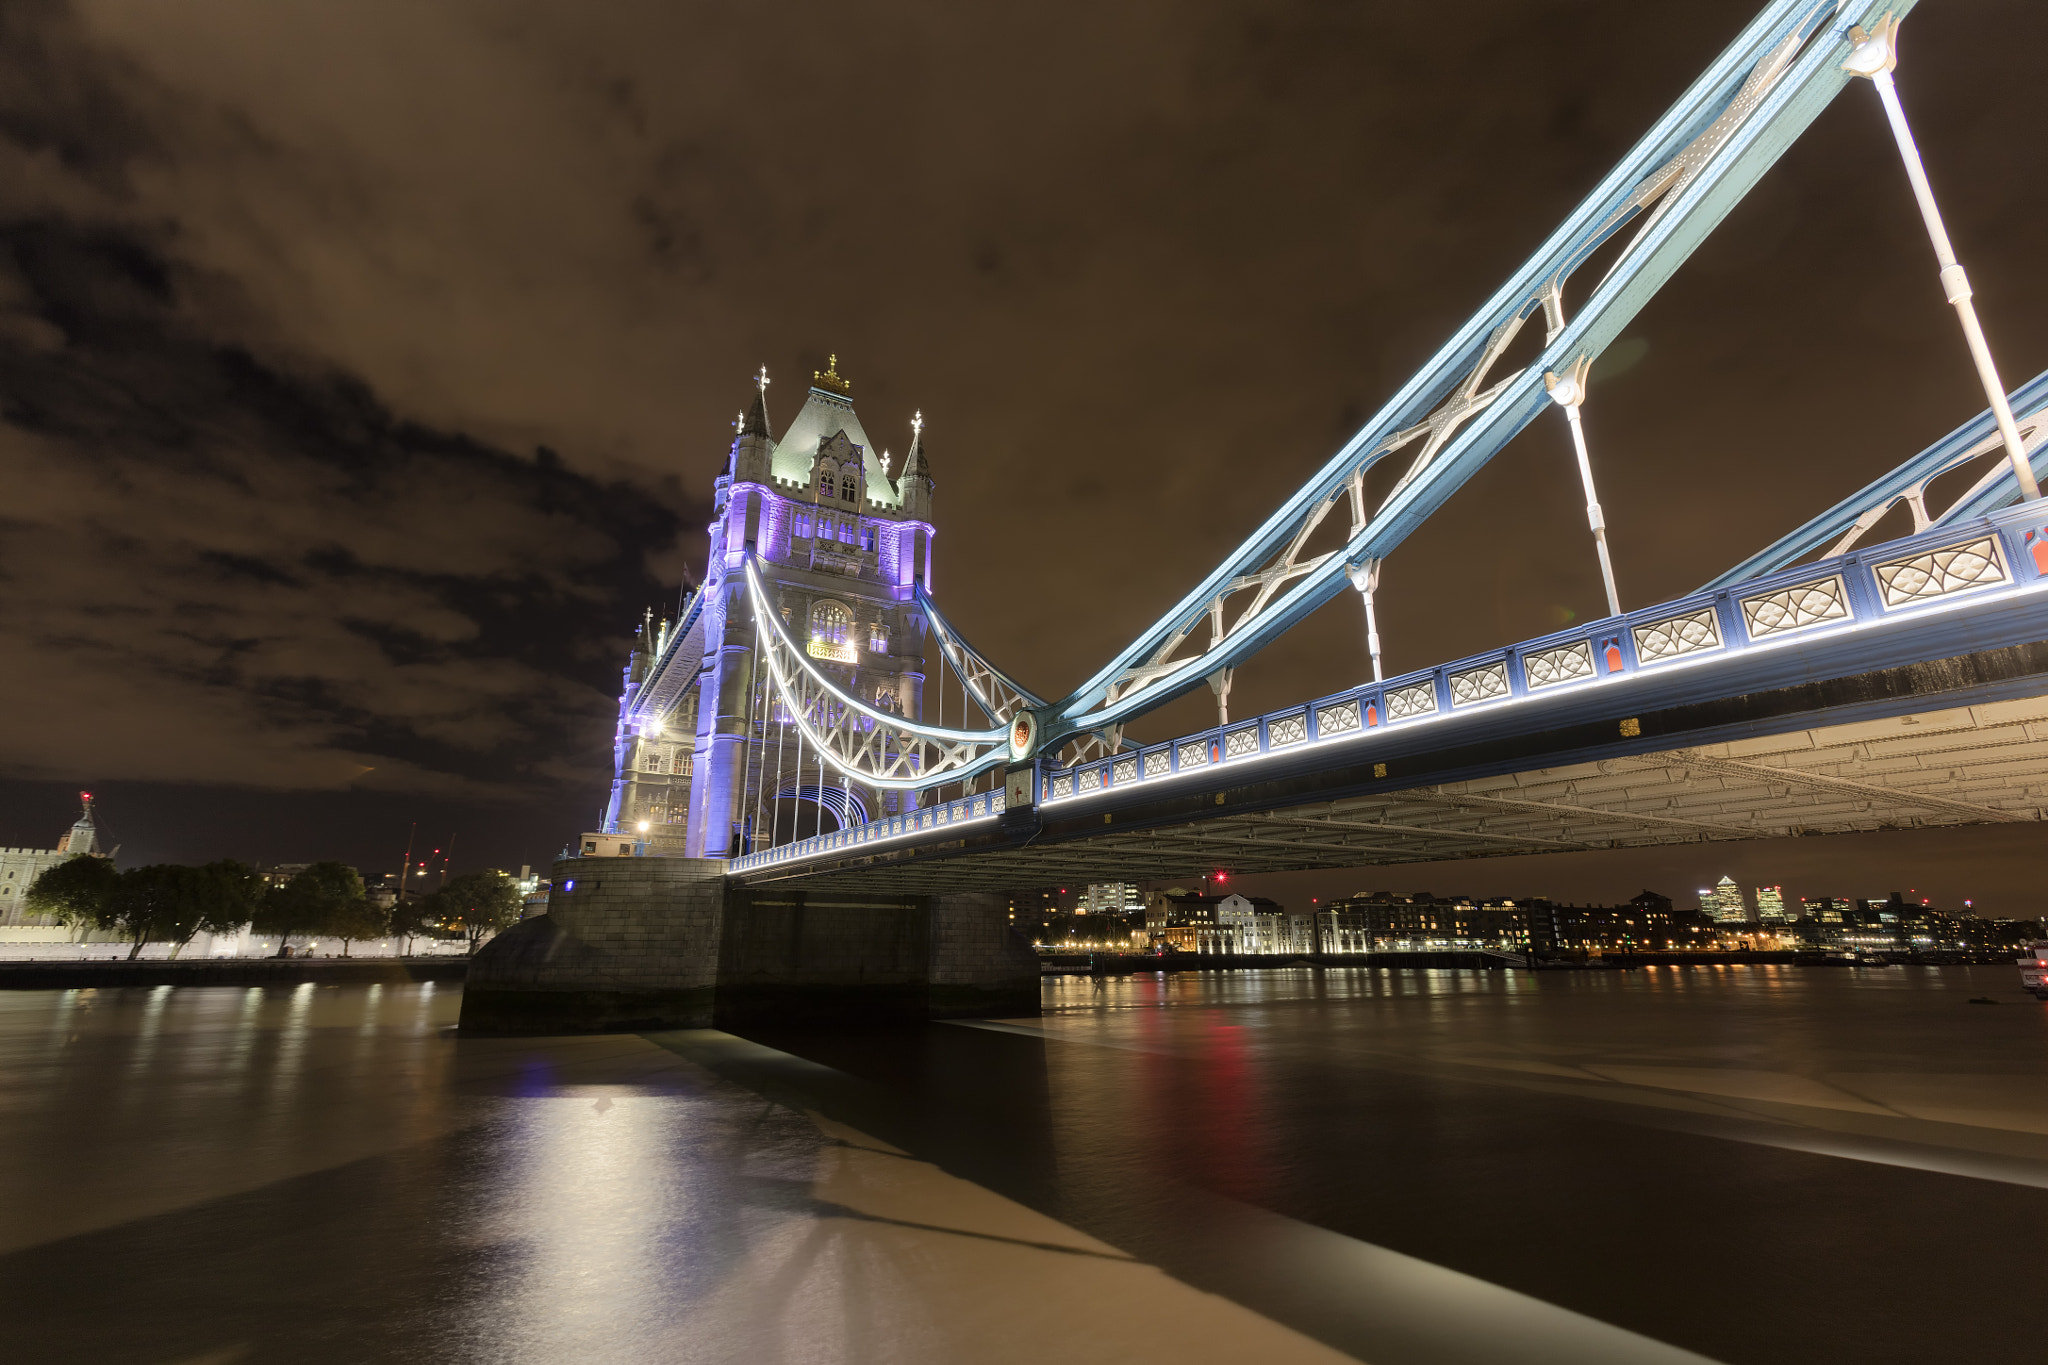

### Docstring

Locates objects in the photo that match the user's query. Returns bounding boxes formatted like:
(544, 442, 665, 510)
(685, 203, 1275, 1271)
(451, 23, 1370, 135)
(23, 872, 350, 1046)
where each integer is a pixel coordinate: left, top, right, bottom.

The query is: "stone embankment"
(0, 958, 469, 989)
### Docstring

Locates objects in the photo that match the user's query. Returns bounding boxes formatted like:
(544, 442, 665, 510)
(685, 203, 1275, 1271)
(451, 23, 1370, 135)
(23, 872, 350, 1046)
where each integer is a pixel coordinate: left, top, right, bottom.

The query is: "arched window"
(840, 473, 858, 500)
(816, 461, 837, 497)
(810, 600, 849, 643)
(874, 685, 896, 712)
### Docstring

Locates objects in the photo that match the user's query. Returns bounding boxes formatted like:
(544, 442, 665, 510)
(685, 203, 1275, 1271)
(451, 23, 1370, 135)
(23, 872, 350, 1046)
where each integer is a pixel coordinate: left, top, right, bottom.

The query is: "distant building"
(0, 793, 104, 927)
(1755, 886, 1789, 922)
(1318, 892, 1528, 953)
(1705, 876, 1748, 923)
(1146, 890, 1293, 954)
(515, 866, 550, 918)
(1081, 883, 1143, 917)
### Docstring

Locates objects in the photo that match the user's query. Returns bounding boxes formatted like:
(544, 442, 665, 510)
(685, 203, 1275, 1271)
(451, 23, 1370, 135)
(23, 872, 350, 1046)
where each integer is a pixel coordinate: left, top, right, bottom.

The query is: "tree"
(255, 861, 368, 957)
(430, 870, 524, 952)
(24, 855, 119, 932)
(106, 864, 255, 959)
(328, 896, 390, 957)
(178, 860, 264, 957)
(387, 892, 434, 957)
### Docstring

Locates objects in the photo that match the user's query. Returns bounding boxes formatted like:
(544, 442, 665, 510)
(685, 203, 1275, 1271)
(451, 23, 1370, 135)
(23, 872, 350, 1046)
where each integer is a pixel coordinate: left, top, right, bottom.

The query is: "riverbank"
(0, 958, 470, 989)
(1036, 948, 2025, 973)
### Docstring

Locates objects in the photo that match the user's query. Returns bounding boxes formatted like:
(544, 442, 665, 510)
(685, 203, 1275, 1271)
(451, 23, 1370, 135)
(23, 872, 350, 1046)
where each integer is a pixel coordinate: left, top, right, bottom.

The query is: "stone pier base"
(459, 858, 1040, 1034)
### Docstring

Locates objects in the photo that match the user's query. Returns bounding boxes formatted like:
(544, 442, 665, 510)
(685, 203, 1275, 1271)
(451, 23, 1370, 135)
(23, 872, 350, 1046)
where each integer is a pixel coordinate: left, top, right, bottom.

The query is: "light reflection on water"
(1, 969, 2043, 1364)
(1042, 960, 1994, 1014)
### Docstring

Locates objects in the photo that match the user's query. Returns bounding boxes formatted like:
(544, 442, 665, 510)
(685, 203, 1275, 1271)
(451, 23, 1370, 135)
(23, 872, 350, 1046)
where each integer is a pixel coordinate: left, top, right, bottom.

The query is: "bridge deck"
(730, 505, 2048, 894)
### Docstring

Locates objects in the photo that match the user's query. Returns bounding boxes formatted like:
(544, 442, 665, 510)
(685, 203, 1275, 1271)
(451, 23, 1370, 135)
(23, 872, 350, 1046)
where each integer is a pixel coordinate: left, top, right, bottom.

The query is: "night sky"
(2, 1, 2043, 912)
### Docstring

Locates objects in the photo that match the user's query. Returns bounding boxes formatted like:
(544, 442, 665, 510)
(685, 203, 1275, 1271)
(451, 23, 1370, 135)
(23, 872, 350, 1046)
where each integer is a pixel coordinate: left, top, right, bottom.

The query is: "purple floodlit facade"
(593, 361, 937, 858)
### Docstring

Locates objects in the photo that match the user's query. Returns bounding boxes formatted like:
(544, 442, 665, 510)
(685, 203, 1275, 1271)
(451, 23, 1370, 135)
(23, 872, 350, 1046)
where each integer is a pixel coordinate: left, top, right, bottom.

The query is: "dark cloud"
(0, 0, 686, 826)
(0, 0, 2042, 896)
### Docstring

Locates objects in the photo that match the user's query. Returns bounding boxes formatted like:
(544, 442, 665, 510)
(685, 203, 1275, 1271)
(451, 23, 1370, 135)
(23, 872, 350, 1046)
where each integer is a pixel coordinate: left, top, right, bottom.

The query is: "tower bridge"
(460, 0, 2048, 1034)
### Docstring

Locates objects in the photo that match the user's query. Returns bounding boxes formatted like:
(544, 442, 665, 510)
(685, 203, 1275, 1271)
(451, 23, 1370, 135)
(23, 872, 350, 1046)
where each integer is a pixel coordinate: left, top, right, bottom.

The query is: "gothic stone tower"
(600, 357, 936, 859)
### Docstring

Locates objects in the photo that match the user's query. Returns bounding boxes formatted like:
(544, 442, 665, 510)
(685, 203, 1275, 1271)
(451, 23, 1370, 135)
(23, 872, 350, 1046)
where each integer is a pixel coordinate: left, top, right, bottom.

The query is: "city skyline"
(2, 1, 2045, 900)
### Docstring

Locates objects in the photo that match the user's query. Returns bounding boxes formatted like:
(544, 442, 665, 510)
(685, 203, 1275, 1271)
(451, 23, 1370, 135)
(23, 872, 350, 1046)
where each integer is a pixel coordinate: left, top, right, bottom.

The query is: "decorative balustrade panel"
(730, 507, 2048, 871)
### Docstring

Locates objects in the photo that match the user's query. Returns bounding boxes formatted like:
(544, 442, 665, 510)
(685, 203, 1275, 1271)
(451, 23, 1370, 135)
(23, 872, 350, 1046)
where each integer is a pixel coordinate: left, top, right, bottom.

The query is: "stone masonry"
(460, 857, 1039, 1034)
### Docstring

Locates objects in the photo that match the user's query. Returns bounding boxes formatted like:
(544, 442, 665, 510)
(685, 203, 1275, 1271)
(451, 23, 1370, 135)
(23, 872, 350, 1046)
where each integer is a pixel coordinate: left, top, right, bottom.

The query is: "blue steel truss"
(732, 495, 2048, 874)
(1047, 0, 1909, 747)
(1705, 369, 2048, 590)
(731, 0, 2026, 807)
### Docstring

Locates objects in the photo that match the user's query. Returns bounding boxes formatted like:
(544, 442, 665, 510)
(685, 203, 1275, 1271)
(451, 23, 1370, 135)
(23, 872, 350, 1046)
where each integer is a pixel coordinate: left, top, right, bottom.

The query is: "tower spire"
(739, 365, 773, 440)
(901, 409, 931, 481)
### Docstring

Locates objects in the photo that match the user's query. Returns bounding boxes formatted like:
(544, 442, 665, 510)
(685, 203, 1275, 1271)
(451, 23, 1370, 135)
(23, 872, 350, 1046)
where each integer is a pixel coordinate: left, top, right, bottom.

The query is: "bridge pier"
(458, 858, 1039, 1034)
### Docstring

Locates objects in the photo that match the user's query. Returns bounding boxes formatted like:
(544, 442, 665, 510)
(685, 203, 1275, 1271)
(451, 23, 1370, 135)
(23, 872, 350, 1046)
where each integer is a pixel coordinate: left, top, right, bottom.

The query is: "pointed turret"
(732, 365, 777, 484)
(740, 370, 773, 439)
(627, 608, 654, 686)
(898, 409, 934, 520)
(56, 791, 98, 856)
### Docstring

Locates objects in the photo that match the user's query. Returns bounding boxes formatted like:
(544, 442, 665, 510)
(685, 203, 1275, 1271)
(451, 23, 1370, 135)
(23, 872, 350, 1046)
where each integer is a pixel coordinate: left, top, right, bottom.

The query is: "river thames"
(4, 966, 2045, 1364)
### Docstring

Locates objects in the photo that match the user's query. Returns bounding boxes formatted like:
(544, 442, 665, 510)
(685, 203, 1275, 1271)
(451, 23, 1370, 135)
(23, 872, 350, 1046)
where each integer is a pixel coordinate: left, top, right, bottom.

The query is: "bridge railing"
(729, 502, 2048, 874)
(730, 787, 1006, 872)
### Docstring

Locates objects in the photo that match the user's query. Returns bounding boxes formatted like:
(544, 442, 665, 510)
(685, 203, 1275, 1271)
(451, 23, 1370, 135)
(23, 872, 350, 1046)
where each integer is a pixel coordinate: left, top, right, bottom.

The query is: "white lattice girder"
(744, 560, 1011, 790)
(1709, 387, 2048, 588)
(917, 586, 1045, 725)
(1058, 0, 1883, 738)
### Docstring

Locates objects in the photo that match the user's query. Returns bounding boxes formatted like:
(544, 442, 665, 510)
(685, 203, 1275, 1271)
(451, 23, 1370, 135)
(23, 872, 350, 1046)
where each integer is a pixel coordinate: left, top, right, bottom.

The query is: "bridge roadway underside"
(736, 642, 2048, 896)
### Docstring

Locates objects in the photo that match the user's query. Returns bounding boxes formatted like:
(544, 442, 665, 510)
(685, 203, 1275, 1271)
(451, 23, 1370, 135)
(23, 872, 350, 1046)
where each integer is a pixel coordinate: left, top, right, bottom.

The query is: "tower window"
(840, 475, 857, 500)
(870, 622, 889, 652)
(793, 511, 813, 539)
(861, 526, 877, 552)
(808, 601, 855, 662)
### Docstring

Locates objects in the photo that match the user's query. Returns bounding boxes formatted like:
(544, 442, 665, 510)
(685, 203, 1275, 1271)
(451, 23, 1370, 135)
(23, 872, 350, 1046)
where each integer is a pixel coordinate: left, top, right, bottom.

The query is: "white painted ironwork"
(1112, 757, 1139, 784)
(1316, 699, 1365, 736)
(1844, 13, 2041, 503)
(1544, 355, 1624, 619)
(1633, 607, 1723, 664)
(1347, 558, 1387, 684)
(1225, 726, 1260, 759)
(1144, 750, 1171, 778)
(1524, 641, 1597, 690)
(1269, 712, 1310, 747)
(1449, 662, 1512, 707)
(1066, 2, 1845, 736)
(1741, 575, 1850, 638)
(743, 559, 1010, 790)
(1872, 535, 2007, 607)
(1178, 739, 1211, 769)
(920, 588, 1043, 726)
(1385, 683, 1437, 722)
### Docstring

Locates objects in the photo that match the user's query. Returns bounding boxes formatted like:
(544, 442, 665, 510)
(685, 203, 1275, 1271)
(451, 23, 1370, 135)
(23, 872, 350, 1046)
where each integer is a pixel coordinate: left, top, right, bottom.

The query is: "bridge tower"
(600, 357, 938, 858)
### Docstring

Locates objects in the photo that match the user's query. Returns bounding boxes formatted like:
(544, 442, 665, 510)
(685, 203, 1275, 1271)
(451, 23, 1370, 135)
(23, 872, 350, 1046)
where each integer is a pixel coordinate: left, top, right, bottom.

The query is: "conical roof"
(900, 421, 931, 482)
(739, 384, 772, 440)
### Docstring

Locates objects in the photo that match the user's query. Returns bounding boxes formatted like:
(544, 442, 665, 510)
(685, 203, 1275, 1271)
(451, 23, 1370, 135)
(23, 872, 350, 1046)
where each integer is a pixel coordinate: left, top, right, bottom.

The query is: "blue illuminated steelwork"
(743, 558, 1013, 789)
(1706, 369, 2048, 590)
(1037, 0, 1904, 749)
(731, 497, 2048, 874)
